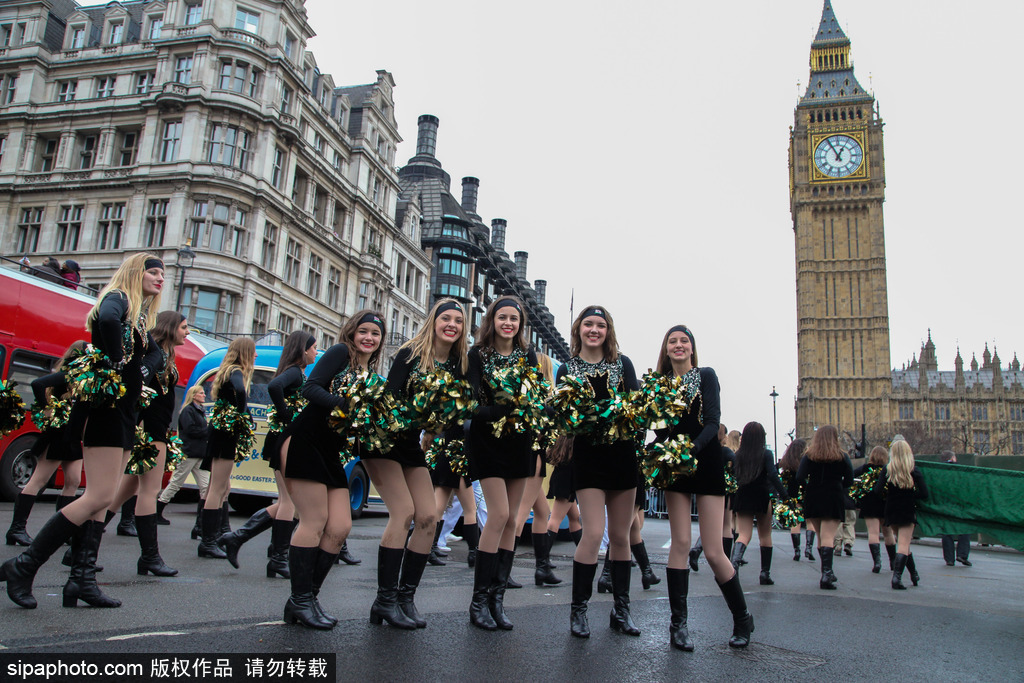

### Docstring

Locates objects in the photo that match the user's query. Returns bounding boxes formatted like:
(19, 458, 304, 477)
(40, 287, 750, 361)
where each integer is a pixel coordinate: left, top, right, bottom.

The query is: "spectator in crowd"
(61, 260, 81, 290)
(35, 257, 65, 285)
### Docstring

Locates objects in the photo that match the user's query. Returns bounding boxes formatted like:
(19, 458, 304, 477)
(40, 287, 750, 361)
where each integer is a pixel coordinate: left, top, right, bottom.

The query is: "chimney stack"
(491, 219, 507, 252)
(534, 279, 546, 305)
(461, 177, 479, 214)
(415, 115, 439, 157)
(514, 251, 528, 282)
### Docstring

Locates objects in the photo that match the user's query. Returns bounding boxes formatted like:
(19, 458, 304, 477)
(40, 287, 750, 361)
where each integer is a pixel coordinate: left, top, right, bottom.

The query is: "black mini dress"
(282, 344, 354, 489)
(466, 345, 536, 481)
(205, 369, 248, 462)
(733, 449, 787, 516)
(546, 461, 575, 502)
(557, 355, 639, 492)
(263, 365, 304, 471)
(30, 372, 82, 462)
(876, 467, 929, 527)
(654, 367, 726, 497)
(141, 350, 175, 445)
(853, 463, 886, 519)
(796, 455, 854, 521)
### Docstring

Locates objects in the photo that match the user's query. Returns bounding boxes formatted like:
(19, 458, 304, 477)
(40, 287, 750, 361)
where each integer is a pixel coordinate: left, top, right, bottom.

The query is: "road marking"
(107, 632, 186, 641)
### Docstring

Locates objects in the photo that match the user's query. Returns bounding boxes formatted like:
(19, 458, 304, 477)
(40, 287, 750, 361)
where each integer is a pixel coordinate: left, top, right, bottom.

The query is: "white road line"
(107, 632, 186, 641)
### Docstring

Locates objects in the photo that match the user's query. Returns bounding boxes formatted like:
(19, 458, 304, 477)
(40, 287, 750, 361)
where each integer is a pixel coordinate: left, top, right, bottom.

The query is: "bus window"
(8, 350, 55, 403)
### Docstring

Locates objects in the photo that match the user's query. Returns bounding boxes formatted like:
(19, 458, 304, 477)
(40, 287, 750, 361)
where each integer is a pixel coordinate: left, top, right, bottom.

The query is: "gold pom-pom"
(0, 380, 28, 437)
(642, 434, 697, 488)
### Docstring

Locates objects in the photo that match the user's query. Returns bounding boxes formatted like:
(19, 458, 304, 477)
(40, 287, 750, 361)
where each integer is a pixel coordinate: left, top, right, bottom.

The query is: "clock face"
(813, 134, 863, 178)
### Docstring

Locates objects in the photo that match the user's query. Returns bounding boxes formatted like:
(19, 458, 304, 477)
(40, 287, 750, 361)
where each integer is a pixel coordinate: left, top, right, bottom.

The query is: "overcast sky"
(307, 0, 1021, 450)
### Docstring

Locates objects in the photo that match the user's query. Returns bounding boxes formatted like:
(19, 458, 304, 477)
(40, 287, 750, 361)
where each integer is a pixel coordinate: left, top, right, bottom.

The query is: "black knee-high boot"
(804, 530, 816, 561)
(688, 537, 702, 572)
(632, 541, 660, 589)
(722, 536, 733, 561)
(267, 519, 292, 579)
(759, 546, 774, 585)
(116, 496, 137, 537)
(533, 532, 561, 585)
(136, 514, 178, 576)
(191, 499, 204, 540)
(609, 560, 641, 636)
(597, 555, 612, 593)
(217, 507, 272, 569)
(198, 508, 227, 559)
(490, 548, 515, 630)
(311, 548, 340, 626)
(891, 553, 907, 589)
(427, 521, 446, 566)
(370, 546, 417, 629)
(6, 493, 36, 546)
(570, 561, 597, 638)
(1, 512, 78, 608)
(470, 549, 498, 630)
(219, 502, 231, 535)
(463, 523, 479, 568)
(819, 547, 837, 589)
(338, 542, 361, 565)
(397, 548, 429, 628)
(667, 567, 694, 651)
(885, 543, 897, 570)
(869, 543, 882, 573)
(569, 528, 582, 546)
(906, 553, 920, 586)
(63, 520, 120, 608)
(717, 572, 754, 647)
(283, 546, 333, 629)
(730, 541, 747, 569)
(791, 533, 802, 561)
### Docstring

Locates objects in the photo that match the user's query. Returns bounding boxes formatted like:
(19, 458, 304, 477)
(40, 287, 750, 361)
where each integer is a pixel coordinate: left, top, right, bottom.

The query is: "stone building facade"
(789, 1, 893, 439)
(397, 115, 569, 361)
(891, 333, 1024, 455)
(0, 0, 431, 350)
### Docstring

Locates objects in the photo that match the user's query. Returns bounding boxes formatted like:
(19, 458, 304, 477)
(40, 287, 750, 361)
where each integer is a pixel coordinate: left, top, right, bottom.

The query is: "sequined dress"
(652, 367, 726, 496)
(466, 345, 537, 481)
(555, 355, 639, 492)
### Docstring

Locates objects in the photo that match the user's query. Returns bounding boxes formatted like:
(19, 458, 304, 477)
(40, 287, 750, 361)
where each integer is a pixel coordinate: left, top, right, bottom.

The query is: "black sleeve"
(466, 347, 484, 398)
(841, 455, 855, 488)
(140, 334, 164, 385)
(269, 366, 304, 416)
(178, 405, 209, 439)
(690, 367, 721, 453)
(94, 292, 128, 363)
(555, 363, 568, 385)
(913, 469, 929, 500)
(766, 450, 788, 497)
(620, 356, 639, 392)
(302, 344, 349, 409)
(872, 466, 888, 495)
(795, 455, 810, 487)
(229, 370, 247, 412)
(386, 347, 415, 396)
(526, 347, 538, 366)
(853, 464, 866, 477)
(31, 372, 68, 405)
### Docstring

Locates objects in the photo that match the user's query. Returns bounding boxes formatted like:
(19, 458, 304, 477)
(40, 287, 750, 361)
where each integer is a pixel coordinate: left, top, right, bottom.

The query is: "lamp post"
(770, 386, 779, 461)
(175, 243, 196, 313)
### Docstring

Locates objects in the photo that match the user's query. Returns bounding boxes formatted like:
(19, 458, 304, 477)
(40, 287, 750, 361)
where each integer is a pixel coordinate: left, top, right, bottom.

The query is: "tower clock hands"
(826, 137, 842, 159)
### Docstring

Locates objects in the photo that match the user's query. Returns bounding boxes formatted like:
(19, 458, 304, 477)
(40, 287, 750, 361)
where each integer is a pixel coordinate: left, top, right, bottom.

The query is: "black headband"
(304, 333, 317, 350)
(494, 298, 521, 314)
(668, 325, 695, 346)
(357, 312, 385, 332)
(144, 258, 164, 271)
(434, 301, 463, 320)
(582, 307, 606, 320)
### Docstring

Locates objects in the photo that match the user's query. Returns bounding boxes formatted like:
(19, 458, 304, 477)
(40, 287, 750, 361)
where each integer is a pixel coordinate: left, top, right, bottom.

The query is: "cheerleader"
(855, 446, 895, 573)
(199, 337, 255, 559)
(364, 299, 469, 630)
(876, 437, 928, 589)
(778, 439, 808, 561)
(104, 311, 189, 577)
(795, 425, 854, 590)
(731, 422, 787, 584)
(428, 455, 477, 567)
(279, 316, 376, 630)
(2, 253, 163, 609)
(653, 325, 753, 650)
(546, 457, 582, 545)
(218, 331, 315, 575)
(465, 296, 538, 630)
(6, 342, 87, 548)
(559, 306, 640, 639)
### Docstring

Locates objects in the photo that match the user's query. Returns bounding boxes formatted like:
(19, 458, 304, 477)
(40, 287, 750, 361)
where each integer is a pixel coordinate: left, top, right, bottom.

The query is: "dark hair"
(779, 438, 807, 474)
(275, 330, 316, 378)
(806, 425, 843, 463)
(656, 325, 699, 375)
(474, 295, 528, 351)
(734, 421, 767, 486)
(152, 311, 187, 384)
(569, 304, 618, 362)
(341, 309, 386, 371)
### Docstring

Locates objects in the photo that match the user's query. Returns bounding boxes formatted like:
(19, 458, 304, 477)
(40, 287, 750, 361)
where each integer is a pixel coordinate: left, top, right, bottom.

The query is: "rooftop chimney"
(514, 251, 528, 282)
(416, 115, 439, 157)
(461, 177, 479, 214)
(534, 279, 547, 305)
(491, 219, 507, 252)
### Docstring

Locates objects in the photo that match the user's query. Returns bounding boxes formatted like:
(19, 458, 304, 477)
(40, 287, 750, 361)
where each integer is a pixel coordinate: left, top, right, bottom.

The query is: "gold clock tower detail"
(789, 1, 892, 439)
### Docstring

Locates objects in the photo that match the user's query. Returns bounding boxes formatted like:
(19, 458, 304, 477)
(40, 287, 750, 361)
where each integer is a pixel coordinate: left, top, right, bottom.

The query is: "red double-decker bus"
(0, 261, 211, 499)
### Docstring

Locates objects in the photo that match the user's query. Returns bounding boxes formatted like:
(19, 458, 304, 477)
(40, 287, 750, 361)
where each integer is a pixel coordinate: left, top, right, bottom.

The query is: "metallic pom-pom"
(126, 426, 159, 475)
(849, 465, 882, 501)
(488, 359, 553, 439)
(165, 431, 186, 472)
(0, 380, 27, 437)
(642, 434, 697, 488)
(30, 397, 72, 432)
(426, 436, 469, 476)
(210, 399, 256, 463)
(65, 345, 127, 407)
(267, 391, 308, 433)
(774, 498, 805, 528)
(403, 369, 476, 434)
(724, 461, 739, 494)
(635, 371, 702, 432)
(328, 372, 405, 453)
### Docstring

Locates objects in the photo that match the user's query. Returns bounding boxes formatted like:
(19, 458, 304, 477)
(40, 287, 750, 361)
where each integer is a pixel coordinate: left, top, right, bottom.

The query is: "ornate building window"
(897, 402, 914, 421)
(95, 76, 116, 98)
(306, 253, 322, 298)
(16, 208, 42, 252)
(971, 404, 989, 421)
(1009, 404, 1023, 421)
(934, 403, 950, 421)
(144, 199, 169, 247)
(283, 238, 302, 287)
(973, 431, 990, 455)
(252, 300, 268, 335)
(96, 203, 125, 250)
(55, 206, 82, 251)
(2, 74, 17, 104)
(1013, 432, 1024, 456)
(57, 80, 77, 102)
(326, 266, 341, 309)
(207, 124, 253, 170)
(160, 121, 182, 162)
(218, 60, 261, 97)
(183, 287, 236, 334)
(135, 71, 155, 95)
(260, 222, 278, 270)
(174, 55, 193, 84)
(234, 8, 260, 34)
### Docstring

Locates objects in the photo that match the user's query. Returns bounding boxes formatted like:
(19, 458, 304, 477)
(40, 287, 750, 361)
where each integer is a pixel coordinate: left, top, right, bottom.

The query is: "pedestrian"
(61, 260, 81, 290)
(796, 425, 854, 590)
(2, 252, 163, 609)
(731, 421, 787, 584)
(6, 342, 87, 548)
(834, 481, 858, 557)
(777, 438, 807, 561)
(939, 451, 972, 567)
(877, 437, 928, 589)
(104, 310, 189, 578)
(651, 324, 754, 650)
(158, 384, 211, 540)
(279, 313, 381, 630)
(18, 256, 31, 272)
(199, 337, 255, 559)
(558, 306, 642, 639)
(364, 299, 468, 630)
(35, 257, 64, 285)
(219, 331, 316, 574)
(854, 446, 895, 573)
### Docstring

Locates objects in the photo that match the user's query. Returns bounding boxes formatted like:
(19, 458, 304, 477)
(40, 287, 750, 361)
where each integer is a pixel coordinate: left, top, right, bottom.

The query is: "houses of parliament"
(789, 2, 1023, 455)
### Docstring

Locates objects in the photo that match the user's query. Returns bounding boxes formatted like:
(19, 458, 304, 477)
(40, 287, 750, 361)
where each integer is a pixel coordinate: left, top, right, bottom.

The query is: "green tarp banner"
(916, 461, 1024, 552)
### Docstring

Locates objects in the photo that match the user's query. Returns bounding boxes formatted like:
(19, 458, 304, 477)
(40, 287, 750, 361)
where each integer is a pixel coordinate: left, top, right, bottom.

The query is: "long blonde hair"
(183, 384, 205, 407)
(211, 337, 255, 400)
(887, 439, 915, 489)
(86, 252, 163, 333)
(400, 298, 468, 375)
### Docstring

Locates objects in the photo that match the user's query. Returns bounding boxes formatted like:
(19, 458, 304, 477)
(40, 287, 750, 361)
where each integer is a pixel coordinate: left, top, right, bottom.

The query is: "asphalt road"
(1, 498, 1022, 682)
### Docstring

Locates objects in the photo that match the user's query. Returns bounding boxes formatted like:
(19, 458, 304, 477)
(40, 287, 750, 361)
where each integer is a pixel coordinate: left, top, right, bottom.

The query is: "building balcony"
(385, 333, 408, 347)
(220, 28, 268, 50)
(276, 112, 301, 145)
(155, 81, 198, 111)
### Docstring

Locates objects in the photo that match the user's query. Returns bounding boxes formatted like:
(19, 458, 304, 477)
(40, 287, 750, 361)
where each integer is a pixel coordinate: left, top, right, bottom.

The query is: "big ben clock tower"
(790, 1, 892, 439)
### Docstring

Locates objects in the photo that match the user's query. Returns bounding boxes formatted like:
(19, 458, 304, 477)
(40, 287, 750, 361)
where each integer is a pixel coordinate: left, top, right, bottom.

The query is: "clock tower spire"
(789, 1, 892, 439)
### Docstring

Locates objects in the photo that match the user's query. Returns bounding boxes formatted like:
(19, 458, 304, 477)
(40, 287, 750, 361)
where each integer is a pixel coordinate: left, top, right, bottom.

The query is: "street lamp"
(175, 243, 196, 312)
(770, 386, 779, 461)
